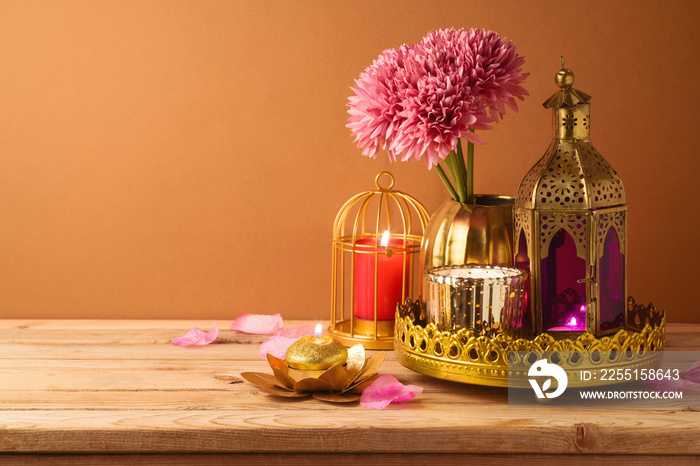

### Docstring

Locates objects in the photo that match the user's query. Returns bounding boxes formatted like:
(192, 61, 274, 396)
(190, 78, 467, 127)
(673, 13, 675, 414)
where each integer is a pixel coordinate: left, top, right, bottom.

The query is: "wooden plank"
(0, 342, 396, 362)
(9, 365, 695, 406)
(0, 323, 695, 361)
(0, 320, 312, 330)
(0, 410, 698, 454)
(0, 368, 692, 410)
(0, 361, 420, 392)
(1, 385, 696, 416)
(0, 319, 694, 338)
(0, 330, 268, 346)
(0, 390, 505, 411)
(0, 343, 270, 361)
(0, 319, 693, 331)
(0, 454, 698, 466)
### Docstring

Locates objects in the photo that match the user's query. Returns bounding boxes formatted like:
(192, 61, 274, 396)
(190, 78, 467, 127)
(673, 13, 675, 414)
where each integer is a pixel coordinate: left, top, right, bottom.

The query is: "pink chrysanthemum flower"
(390, 38, 490, 167)
(421, 28, 529, 123)
(347, 45, 412, 161)
(390, 71, 484, 167)
(347, 28, 527, 169)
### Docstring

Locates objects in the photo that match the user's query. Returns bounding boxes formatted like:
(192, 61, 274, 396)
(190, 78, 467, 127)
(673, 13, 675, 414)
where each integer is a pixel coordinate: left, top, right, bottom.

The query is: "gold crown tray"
(394, 298, 666, 388)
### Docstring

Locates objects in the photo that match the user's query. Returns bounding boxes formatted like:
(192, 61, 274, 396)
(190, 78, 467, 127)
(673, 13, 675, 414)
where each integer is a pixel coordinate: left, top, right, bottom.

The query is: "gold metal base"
(394, 314, 666, 388)
(329, 319, 395, 350)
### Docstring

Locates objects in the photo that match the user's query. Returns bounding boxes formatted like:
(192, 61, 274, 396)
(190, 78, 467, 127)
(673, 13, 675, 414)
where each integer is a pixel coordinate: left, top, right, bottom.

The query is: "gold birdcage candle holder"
(329, 172, 429, 350)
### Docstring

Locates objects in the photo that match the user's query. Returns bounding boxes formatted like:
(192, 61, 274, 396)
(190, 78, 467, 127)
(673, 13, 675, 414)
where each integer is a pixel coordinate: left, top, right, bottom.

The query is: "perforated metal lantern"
(514, 62, 627, 338)
(329, 172, 429, 350)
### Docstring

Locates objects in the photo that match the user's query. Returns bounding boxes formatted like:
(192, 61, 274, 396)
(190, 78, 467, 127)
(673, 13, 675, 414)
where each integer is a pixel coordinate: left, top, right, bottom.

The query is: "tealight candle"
(548, 304, 587, 331)
(285, 324, 348, 370)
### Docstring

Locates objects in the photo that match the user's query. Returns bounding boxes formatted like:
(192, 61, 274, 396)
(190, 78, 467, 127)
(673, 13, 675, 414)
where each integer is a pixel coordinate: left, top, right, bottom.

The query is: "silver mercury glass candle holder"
(425, 265, 527, 338)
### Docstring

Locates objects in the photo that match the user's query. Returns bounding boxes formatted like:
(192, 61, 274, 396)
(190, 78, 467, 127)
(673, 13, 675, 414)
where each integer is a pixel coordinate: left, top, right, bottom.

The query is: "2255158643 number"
(595, 368, 680, 381)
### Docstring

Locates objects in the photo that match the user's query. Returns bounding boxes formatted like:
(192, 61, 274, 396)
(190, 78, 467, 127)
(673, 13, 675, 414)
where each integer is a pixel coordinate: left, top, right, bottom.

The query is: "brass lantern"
(514, 60, 627, 338)
(329, 172, 429, 350)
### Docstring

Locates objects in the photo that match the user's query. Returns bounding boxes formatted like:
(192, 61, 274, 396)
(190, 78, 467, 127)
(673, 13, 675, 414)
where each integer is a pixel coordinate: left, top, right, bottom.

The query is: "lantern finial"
(555, 56, 575, 89)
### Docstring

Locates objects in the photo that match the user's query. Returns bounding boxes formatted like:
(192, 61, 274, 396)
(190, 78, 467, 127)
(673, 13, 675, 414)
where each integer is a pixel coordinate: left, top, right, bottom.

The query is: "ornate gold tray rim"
(394, 314, 666, 388)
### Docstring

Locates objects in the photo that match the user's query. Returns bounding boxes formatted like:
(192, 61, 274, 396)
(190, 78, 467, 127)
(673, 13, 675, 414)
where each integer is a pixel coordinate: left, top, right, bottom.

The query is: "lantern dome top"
(516, 146, 626, 210)
(543, 57, 592, 109)
(516, 61, 626, 211)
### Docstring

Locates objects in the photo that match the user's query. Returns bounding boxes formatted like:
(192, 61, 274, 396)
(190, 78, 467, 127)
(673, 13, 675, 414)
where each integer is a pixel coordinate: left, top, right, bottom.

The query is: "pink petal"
(360, 374, 423, 409)
(273, 323, 317, 338)
(259, 335, 298, 360)
(648, 376, 700, 392)
(647, 361, 700, 391)
(230, 313, 283, 334)
(681, 361, 700, 383)
(172, 322, 219, 346)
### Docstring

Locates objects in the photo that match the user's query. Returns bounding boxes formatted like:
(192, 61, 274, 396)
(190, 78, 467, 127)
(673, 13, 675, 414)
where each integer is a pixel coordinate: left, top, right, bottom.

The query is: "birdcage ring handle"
(374, 171, 395, 191)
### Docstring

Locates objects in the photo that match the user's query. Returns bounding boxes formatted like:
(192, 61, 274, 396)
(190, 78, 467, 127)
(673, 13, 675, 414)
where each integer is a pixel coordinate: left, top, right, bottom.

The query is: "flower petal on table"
(171, 322, 219, 346)
(681, 360, 700, 384)
(259, 336, 297, 360)
(648, 376, 700, 392)
(360, 375, 423, 409)
(230, 313, 283, 334)
(273, 323, 316, 338)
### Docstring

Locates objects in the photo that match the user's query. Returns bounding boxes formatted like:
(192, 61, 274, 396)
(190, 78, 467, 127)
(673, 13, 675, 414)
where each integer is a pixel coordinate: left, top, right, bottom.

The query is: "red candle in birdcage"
(353, 231, 410, 321)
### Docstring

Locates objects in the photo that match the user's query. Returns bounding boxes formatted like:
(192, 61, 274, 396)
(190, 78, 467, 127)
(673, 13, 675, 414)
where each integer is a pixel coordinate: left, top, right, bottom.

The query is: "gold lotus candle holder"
(329, 172, 429, 350)
(241, 344, 385, 402)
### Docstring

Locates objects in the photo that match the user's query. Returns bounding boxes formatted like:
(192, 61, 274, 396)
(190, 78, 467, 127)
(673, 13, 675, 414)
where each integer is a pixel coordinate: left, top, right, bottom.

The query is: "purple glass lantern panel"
(599, 228, 625, 331)
(541, 228, 587, 331)
(515, 231, 531, 329)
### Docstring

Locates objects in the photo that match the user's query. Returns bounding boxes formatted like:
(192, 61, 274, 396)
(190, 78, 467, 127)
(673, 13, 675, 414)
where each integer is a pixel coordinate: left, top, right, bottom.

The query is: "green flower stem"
(445, 150, 466, 203)
(466, 139, 474, 205)
(435, 163, 459, 202)
(436, 137, 475, 204)
(456, 139, 470, 203)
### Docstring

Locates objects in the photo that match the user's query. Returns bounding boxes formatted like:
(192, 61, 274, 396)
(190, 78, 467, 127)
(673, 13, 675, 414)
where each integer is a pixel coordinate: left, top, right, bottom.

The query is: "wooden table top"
(1, 319, 699, 464)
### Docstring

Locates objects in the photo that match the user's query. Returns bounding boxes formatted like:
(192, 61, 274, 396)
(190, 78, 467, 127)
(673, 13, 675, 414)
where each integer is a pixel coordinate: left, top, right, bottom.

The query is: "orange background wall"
(2, 0, 698, 323)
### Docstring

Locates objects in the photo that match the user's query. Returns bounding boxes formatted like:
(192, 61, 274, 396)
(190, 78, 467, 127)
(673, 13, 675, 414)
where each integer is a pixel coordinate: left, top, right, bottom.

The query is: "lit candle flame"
(314, 323, 322, 337)
(568, 317, 577, 327)
(380, 230, 390, 247)
(579, 304, 586, 312)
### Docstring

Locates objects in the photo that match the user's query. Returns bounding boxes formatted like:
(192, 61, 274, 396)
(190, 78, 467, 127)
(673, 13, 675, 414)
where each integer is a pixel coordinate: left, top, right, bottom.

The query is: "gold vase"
(421, 195, 515, 275)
